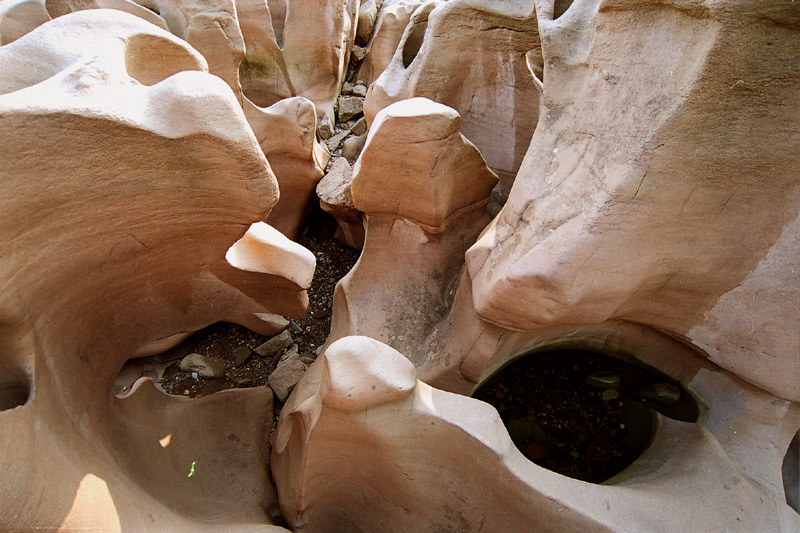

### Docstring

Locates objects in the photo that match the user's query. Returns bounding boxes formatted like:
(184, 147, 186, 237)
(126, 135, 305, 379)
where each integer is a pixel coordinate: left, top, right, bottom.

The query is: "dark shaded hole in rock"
(783, 431, 799, 513)
(0, 374, 30, 411)
(553, 0, 574, 19)
(402, 19, 428, 68)
(473, 349, 698, 483)
(267, 0, 287, 49)
(113, 206, 360, 400)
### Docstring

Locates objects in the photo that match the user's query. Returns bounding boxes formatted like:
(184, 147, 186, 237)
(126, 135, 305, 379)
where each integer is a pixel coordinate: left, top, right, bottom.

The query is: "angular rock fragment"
(317, 158, 358, 220)
(234, 346, 252, 367)
(255, 330, 294, 358)
(350, 116, 367, 136)
(268, 352, 307, 402)
(337, 94, 364, 122)
(318, 113, 335, 139)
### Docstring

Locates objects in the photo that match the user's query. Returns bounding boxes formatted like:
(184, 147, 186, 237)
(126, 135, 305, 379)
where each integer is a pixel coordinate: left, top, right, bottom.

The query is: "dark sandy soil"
(473, 349, 697, 483)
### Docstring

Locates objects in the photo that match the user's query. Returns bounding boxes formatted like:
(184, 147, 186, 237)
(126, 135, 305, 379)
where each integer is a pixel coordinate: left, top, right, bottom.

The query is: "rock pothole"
(0, 374, 30, 411)
(472, 349, 698, 483)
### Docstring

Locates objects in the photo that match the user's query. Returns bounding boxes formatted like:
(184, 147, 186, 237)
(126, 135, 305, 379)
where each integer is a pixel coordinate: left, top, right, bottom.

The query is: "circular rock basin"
(473, 349, 698, 483)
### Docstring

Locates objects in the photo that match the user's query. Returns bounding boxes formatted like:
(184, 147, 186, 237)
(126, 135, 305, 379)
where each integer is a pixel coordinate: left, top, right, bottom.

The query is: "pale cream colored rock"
(0, 11, 301, 531)
(230, 312, 289, 337)
(351, 97, 497, 230)
(0, 0, 50, 44)
(355, 0, 425, 86)
(47, 0, 246, 97)
(364, 0, 541, 199)
(273, 336, 799, 532)
(351, 43, 367, 61)
(226, 222, 316, 289)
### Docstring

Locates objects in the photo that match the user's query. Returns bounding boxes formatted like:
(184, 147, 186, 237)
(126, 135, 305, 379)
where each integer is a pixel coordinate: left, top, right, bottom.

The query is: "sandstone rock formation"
(355, 0, 425, 86)
(1, 0, 798, 530)
(245, 97, 331, 238)
(237, 0, 360, 120)
(317, 0, 799, 528)
(364, 0, 542, 200)
(36, 0, 332, 239)
(465, 0, 800, 402)
(0, 11, 308, 530)
(0, 0, 50, 44)
(324, 98, 497, 356)
(273, 335, 798, 531)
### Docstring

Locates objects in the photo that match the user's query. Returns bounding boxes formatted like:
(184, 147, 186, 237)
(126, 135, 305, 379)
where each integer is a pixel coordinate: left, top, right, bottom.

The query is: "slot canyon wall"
(0, 0, 797, 531)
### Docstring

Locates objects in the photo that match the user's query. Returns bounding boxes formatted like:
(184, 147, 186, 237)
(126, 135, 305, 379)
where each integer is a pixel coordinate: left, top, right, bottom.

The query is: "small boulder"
(317, 157, 360, 222)
(342, 133, 367, 162)
(179, 353, 226, 378)
(601, 389, 620, 402)
(338, 95, 364, 122)
(350, 116, 367, 136)
(633, 382, 681, 405)
(506, 418, 533, 445)
(350, 83, 368, 98)
(325, 128, 351, 152)
(268, 353, 307, 402)
(351, 44, 368, 62)
(255, 329, 293, 357)
(318, 113, 335, 140)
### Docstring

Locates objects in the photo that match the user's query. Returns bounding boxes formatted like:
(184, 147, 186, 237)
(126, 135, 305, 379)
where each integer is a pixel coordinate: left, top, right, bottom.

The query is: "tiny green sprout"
(188, 461, 196, 478)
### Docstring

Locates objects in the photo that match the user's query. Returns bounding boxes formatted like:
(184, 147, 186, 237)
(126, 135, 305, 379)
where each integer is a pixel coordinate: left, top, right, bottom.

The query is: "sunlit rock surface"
(0, 11, 307, 530)
(0, 0, 798, 530)
(273, 336, 798, 532)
